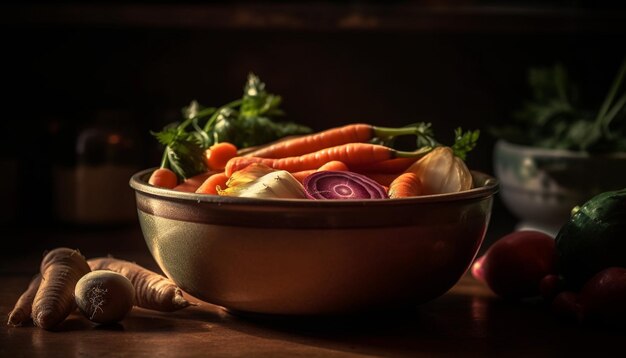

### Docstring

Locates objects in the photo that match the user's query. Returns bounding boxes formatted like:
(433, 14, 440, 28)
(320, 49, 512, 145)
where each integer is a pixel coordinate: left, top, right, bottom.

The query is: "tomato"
(579, 267, 626, 324)
(539, 274, 563, 302)
(481, 230, 557, 299)
(551, 291, 583, 322)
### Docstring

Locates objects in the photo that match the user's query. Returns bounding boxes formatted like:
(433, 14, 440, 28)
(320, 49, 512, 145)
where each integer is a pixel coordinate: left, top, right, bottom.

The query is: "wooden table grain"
(1, 225, 624, 357)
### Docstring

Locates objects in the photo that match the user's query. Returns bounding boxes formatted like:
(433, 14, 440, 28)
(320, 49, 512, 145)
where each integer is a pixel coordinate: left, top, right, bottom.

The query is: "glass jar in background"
(53, 109, 143, 225)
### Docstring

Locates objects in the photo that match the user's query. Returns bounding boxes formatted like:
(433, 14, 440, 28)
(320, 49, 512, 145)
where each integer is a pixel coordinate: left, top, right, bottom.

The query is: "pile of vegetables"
(148, 74, 480, 199)
(492, 59, 626, 153)
(7, 249, 194, 329)
(472, 188, 626, 326)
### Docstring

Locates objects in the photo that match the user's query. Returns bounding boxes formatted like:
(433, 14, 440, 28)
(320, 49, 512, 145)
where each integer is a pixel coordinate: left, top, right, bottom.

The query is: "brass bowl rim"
(130, 168, 499, 208)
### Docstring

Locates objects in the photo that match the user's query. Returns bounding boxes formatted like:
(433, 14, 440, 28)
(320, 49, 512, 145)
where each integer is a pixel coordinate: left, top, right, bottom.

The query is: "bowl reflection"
(494, 140, 626, 235)
(130, 169, 498, 316)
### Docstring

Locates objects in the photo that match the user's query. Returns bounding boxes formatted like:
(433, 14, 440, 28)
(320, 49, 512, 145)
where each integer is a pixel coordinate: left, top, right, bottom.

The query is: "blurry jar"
(53, 110, 142, 225)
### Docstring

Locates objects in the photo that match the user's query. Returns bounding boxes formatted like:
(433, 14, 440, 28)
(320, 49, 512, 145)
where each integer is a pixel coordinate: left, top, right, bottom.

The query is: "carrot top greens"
(152, 73, 312, 179)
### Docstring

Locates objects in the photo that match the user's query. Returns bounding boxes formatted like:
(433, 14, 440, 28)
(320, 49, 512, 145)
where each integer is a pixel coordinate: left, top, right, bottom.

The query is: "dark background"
(1, 1, 625, 229)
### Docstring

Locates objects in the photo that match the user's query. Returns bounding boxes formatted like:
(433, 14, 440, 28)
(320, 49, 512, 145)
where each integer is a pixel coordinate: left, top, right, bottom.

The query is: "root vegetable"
(402, 146, 472, 195)
(219, 170, 308, 199)
(243, 123, 421, 159)
(7, 274, 42, 327)
(225, 143, 431, 177)
(173, 171, 213, 192)
(148, 167, 178, 189)
(195, 172, 229, 195)
(87, 258, 193, 312)
(204, 142, 238, 170)
(75, 271, 134, 324)
(388, 172, 421, 198)
(303, 171, 388, 200)
(31, 248, 91, 330)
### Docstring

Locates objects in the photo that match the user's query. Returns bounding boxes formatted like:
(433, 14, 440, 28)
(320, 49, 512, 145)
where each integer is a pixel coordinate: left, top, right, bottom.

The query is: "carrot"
(196, 172, 229, 195)
(226, 143, 425, 177)
(148, 168, 178, 189)
(204, 142, 238, 170)
(173, 171, 213, 192)
(292, 161, 349, 183)
(87, 258, 194, 312)
(31, 248, 91, 330)
(388, 172, 422, 198)
(291, 170, 316, 183)
(361, 173, 403, 187)
(7, 274, 42, 327)
(244, 123, 373, 158)
(244, 123, 422, 159)
(351, 157, 417, 174)
(317, 160, 349, 171)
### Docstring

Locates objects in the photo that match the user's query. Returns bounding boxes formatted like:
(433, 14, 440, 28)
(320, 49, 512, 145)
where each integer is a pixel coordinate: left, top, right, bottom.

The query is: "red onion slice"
(303, 171, 388, 200)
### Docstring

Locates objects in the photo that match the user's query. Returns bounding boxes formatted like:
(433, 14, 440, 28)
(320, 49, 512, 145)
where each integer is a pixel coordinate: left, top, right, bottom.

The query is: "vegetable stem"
(394, 146, 434, 158)
(373, 125, 423, 138)
(601, 93, 626, 137)
(203, 99, 243, 132)
(159, 148, 169, 169)
(596, 59, 626, 127)
(179, 107, 217, 130)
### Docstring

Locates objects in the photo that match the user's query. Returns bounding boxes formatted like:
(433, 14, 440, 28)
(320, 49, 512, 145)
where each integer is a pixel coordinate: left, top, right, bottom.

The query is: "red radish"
(481, 230, 557, 299)
(579, 267, 626, 323)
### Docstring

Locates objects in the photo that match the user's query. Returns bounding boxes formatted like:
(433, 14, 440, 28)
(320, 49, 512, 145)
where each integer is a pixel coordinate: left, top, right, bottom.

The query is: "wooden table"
(1, 224, 624, 357)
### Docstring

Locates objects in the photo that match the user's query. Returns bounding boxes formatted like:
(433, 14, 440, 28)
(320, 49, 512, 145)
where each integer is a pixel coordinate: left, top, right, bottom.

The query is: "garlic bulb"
(406, 146, 472, 195)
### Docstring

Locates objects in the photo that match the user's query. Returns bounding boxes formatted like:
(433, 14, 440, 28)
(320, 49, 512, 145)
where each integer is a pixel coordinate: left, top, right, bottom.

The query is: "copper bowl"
(130, 169, 498, 316)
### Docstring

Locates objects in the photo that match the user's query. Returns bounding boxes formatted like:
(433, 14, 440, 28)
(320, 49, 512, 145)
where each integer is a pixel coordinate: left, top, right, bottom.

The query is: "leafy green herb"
(151, 73, 312, 179)
(452, 128, 480, 161)
(152, 125, 207, 179)
(492, 60, 626, 152)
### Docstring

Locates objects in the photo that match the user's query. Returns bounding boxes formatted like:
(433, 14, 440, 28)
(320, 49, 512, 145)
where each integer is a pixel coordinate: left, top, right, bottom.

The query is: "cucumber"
(555, 188, 626, 290)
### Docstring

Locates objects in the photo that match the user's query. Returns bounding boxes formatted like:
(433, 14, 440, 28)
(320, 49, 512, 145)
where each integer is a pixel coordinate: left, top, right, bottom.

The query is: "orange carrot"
(292, 160, 350, 183)
(196, 172, 229, 195)
(361, 173, 403, 187)
(148, 168, 178, 189)
(88, 257, 194, 312)
(351, 157, 416, 174)
(226, 143, 411, 177)
(317, 160, 349, 171)
(243, 123, 425, 158)
(291, 170, 316, 183)
(244, 123, 374, 158)
(31, 248, 91, 330)
(7, 274, 42, 327)
(388, 172, 422, 198)
(204, 142, 238, 170)
(173, 171, 213, 192)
